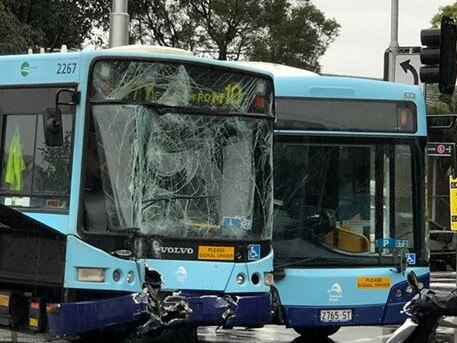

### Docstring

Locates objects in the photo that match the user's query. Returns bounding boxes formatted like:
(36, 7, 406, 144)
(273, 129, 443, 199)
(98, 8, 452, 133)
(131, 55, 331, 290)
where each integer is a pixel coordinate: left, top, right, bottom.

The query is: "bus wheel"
(293, 326, 340, 339)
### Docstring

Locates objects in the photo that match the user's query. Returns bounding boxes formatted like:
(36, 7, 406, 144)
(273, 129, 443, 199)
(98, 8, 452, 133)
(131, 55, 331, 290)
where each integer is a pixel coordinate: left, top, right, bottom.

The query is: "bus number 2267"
(57, 62, 77, 75)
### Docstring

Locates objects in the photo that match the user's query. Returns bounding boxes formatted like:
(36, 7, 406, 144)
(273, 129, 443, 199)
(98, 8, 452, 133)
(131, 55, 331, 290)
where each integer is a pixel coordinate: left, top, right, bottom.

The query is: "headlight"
(236, 273, 246, 285)
(394, 289, 403, 298)
(264, 272, 274, 286)
(126, 271, 135, 284)
(77, 268, 105, 282)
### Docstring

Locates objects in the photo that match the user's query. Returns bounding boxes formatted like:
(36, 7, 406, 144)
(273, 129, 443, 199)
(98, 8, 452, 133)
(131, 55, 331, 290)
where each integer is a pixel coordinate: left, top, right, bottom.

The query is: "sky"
(311, 0, 451, 78)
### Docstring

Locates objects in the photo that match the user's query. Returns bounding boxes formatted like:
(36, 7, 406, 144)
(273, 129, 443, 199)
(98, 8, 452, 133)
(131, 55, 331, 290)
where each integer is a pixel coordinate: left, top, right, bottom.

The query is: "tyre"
(293, 326, 340, 339)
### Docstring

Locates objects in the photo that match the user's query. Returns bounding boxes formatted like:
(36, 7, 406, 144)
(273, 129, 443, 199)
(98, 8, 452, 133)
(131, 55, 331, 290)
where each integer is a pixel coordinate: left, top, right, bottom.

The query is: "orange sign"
(0, 293, 9, 307)
(357, 276, 391, 289)
(198, 246, 235, 261)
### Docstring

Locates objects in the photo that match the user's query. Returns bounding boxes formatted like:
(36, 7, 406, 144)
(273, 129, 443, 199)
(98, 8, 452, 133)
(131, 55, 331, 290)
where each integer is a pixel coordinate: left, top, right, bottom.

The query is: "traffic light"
(420, 16, 457, 95)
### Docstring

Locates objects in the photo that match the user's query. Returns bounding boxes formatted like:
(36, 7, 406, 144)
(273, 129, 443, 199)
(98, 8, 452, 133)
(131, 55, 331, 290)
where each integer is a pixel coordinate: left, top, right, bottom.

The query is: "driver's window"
(0, 87, 74, 210)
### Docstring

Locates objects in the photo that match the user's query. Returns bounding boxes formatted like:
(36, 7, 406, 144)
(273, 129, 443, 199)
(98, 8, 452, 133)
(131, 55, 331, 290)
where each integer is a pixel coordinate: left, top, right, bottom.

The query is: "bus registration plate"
(319, 309, 352, 323)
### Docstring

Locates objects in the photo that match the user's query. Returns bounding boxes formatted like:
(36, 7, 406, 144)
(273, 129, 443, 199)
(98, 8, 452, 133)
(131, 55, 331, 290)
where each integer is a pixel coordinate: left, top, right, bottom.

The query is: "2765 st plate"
(320, 309, 352, 323)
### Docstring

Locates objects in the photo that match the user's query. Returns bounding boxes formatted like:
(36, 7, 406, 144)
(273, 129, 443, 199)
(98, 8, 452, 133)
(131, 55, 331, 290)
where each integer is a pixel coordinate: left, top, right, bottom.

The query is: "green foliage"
(128, 1, 198, 50)
(1, 0, 339, 71)
(431, 3, 457, 27)
(247, 0, 340, 72)
(0, 2, 42, 54)
(0, 0, 111, 54)
(129, 0, 340, 69)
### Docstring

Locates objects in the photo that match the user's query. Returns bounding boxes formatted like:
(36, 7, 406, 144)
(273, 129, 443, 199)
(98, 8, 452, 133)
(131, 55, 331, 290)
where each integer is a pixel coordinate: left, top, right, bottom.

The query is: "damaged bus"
(241, 62, 428, 339)
(0, 46, 275, 339)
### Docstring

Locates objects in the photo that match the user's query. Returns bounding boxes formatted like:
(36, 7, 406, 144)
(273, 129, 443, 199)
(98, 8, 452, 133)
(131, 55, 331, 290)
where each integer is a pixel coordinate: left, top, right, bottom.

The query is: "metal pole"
(432, 158, 437, 222)
(388, 0, 399, 81)
(109, 0, 130, 48)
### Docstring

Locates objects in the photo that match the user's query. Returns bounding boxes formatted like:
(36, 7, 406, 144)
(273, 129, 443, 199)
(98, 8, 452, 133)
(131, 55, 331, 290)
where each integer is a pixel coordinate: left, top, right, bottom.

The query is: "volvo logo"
(161, 246, 194, 254)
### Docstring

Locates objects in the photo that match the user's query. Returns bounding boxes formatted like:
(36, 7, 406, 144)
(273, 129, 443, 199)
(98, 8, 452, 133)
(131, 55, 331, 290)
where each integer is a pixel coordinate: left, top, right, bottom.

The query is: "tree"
(1, 0, 111, 54)
(129, 0, 340, 70)
(129, 1, 198, 50)
(0, 2, 41, 54)
(425, 3, 457, 114)
(431, 3, 457, 27)
(247, 0, 340, 72)
(129, 0, 265, 60)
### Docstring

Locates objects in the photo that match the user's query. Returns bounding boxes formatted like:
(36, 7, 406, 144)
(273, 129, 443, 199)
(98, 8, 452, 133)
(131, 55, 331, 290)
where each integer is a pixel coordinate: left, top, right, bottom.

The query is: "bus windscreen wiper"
(142, 194, 218, 211)
(107, 227, 141, 234)
(274, 256, 354, 269)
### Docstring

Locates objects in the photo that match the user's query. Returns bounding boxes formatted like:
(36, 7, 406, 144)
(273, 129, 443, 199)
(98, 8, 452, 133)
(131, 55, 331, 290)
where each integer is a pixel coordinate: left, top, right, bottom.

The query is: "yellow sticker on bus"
(198, 246, 235, 261)
(356, 276, 391, 289)
(29, 317, 38, 327)
(449, 175, 457, 231)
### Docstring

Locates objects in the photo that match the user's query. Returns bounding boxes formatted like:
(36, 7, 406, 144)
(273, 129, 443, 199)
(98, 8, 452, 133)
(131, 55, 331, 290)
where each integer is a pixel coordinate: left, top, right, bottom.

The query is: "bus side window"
(0, 87, 74, 210)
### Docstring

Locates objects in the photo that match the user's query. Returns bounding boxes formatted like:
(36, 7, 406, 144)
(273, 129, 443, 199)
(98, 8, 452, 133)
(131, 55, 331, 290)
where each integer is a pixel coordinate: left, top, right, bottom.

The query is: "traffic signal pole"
(387, 0, 399, 81)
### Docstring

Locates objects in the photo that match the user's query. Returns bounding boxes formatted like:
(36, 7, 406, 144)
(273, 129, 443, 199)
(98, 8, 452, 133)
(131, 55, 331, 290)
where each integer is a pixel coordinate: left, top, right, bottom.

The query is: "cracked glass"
(87, 59, 274, 240)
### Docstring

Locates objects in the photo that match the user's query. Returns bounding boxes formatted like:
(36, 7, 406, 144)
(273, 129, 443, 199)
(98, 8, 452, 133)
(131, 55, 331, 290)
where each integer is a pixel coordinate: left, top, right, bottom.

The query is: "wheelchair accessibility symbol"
(406, 253, 416, 265)
(248, 244, 261, 261)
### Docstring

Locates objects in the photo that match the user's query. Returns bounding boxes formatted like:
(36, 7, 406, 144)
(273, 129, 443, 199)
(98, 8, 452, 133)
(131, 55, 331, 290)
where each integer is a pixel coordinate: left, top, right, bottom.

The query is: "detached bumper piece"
(47, 289, 192, 338)
(184, 292, 271, 327)
(47, 293, 149, 338)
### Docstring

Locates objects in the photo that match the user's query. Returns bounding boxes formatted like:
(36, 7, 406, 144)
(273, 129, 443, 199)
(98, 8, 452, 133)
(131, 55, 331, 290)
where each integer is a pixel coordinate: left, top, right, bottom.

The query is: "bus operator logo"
(20, 62, 30, 77)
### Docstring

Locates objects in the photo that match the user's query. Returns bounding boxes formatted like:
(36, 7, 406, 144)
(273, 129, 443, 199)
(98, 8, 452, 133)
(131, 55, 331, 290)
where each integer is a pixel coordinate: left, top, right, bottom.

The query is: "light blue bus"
(242, 62, 429, 339)
(0, 47, 275, 339)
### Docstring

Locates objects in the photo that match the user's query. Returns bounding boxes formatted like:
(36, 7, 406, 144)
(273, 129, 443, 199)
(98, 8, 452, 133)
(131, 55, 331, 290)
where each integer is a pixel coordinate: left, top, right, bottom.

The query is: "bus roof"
(108, 45, 193, 55)
(234, 61, 423, 102)
(239, 62, 427, 137)
(0, 46, 275, 86)
(235, 61, 317, 78)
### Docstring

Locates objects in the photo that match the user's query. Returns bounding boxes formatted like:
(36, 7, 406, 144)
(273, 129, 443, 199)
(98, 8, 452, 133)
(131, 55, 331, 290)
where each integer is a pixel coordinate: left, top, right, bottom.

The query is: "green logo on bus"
(20, 62, 30, 77)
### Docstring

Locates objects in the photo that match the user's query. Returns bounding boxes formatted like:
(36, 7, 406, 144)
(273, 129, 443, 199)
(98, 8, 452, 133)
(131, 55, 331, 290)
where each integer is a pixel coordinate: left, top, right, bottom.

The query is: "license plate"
(320, 309, 352, 323)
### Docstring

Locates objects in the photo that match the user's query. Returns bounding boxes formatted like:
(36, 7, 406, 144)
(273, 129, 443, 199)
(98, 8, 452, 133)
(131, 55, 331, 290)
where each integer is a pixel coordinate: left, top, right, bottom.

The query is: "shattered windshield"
(85, 59, 274, 241)
(91, 59, 273, 115)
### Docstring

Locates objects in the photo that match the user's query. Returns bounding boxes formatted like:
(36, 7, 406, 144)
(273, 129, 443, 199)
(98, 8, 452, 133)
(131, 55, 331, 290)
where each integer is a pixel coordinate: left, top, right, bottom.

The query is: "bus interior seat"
(324, 227, 370, 253)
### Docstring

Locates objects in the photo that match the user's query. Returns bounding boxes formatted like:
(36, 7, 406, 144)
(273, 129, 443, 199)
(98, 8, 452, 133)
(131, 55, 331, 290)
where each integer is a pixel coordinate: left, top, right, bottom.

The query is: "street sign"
(394, 52, 423, 89)
(427, 142, 454, 157)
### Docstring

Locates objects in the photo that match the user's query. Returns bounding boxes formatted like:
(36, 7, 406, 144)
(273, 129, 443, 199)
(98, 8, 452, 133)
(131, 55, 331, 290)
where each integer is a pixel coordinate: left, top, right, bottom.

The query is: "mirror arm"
(55, 89, 81, 108)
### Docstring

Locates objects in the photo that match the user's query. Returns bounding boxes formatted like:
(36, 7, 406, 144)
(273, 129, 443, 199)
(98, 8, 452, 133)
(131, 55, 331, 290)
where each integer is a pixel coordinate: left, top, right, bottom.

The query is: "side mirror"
(43, 107, 63, 146)
(406, 271, 421, 292)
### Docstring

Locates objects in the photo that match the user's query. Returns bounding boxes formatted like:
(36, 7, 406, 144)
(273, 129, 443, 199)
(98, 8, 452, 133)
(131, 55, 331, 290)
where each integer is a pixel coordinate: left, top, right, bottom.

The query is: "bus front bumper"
(47, 290, 191, 338)
(47, 292, 150, 338)
(46, 291, 271, 337)
(184, 291, 271, 327)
